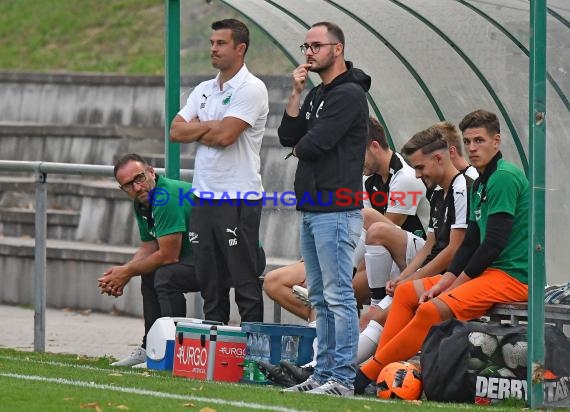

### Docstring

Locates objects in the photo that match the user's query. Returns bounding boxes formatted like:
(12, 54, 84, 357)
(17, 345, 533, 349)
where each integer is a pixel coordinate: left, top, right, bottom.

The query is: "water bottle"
(281, 335, 289, 362)
(289, 335, 299, 365)
(251, 333, 260, 361)
(244, 332, 259, 381)
(281, 335, 299, 365)
(255, 334, 271, 383)
(281, 335, 291, 361)
(260, 334, 271, 363)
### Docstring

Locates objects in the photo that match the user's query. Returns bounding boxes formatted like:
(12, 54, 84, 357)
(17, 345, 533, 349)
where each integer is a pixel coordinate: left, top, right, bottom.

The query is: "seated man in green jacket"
(99, 153, 200, 367)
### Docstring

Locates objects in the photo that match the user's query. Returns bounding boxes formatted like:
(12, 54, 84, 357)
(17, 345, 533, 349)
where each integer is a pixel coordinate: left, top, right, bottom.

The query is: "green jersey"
(470, 158, 529, 284)
(134, 175, 194, 258)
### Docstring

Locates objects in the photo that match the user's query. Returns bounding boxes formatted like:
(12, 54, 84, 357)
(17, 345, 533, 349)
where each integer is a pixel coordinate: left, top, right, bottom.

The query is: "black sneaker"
(279, 360, 314, 384)
(257, 360, 297, 387)
(354, 369, 373, 395)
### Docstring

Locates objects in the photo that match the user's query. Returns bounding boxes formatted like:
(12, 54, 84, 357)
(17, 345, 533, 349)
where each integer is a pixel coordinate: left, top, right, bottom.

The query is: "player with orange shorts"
(355, 109, 529, 394)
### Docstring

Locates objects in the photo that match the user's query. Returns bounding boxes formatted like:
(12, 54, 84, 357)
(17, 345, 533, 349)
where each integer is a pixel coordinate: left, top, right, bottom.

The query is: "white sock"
(302, 320, 318, 367)
(377, 295, 393, 310)
(310, 336, 318, 364)
(365, 245, 393, 289)
(352, 229, 367, 268)
(357, 320, 383, 364)
(299, 337, 318, 368)
(389, 260, 401, 280)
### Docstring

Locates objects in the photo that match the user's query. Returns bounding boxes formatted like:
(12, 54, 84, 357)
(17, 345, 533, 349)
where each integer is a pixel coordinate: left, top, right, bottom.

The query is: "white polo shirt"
(178, 64, 268, 199)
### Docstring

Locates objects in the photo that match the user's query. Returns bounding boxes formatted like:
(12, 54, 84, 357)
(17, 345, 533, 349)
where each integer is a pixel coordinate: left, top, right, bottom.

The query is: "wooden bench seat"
(487, 302, 570, 333)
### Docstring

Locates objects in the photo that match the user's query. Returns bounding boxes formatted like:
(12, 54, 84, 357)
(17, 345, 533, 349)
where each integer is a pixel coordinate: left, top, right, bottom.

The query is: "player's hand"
(386, 277, 402, 297)
(98, 266, 130, 297)
(359, 304, 382, 332)
(419, 284, 442, 303)
(292, 64, 311, 94)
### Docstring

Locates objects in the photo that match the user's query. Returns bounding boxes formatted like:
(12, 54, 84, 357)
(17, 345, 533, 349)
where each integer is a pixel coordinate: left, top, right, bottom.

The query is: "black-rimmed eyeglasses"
(299, 43, 338, 55)
(119, 172, 147, 192)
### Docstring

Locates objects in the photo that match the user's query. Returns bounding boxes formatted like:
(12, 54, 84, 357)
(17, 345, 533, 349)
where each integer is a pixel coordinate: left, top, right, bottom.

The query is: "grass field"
(0, 348, 529, 412)
(0, 0, 292, 75)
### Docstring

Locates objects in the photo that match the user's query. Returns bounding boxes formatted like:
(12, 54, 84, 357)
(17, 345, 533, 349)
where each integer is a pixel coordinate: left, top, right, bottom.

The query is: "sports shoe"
(292, 285, 311, 308)
(354, 369, 373, 395)
(279, 360, 314, 384)
(544, 282, 570, 304)
(282, 375, 321, 392)
(111, 346, 147, 367)
(257, 360, 297, 387)
(307, 380, 353, 396)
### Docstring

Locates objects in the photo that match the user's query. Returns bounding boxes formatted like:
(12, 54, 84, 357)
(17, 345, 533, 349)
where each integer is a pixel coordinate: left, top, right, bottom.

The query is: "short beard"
(310, 50, 334, 74)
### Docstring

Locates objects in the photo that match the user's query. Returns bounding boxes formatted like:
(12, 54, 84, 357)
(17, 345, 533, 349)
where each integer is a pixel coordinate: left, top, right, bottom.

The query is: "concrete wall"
(0, 71, 303, 324)
(0, 237, 301, 324)
(0, 71, 291, 128)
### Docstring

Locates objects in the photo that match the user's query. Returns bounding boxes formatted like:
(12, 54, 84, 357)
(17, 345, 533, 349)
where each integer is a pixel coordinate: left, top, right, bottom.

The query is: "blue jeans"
(301, 210, 362, 388)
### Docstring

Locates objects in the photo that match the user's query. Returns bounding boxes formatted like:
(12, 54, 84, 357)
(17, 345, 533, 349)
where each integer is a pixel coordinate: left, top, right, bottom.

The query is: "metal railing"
(0, 160, 193, 351)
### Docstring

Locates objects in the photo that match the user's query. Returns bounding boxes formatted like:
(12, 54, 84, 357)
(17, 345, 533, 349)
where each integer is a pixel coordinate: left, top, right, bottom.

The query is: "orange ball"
(376, 361, 423, 400)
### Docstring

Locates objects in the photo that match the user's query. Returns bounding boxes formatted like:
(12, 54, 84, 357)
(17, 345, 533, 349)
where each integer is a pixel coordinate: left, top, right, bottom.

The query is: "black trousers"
(140, 258, 200, 348)
(190, 199, 264, 324)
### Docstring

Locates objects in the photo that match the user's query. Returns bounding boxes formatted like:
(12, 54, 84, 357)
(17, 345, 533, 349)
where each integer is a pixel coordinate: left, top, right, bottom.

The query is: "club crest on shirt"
(188, 232, 199, 244)
(222, 94, 232, 105)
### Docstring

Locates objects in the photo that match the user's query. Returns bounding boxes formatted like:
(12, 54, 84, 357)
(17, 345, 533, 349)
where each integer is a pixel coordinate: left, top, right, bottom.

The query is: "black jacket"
(278, 62, 371, 212)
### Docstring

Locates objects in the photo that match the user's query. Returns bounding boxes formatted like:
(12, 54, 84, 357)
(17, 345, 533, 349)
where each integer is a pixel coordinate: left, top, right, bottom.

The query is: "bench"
(487, 302, 570, 334)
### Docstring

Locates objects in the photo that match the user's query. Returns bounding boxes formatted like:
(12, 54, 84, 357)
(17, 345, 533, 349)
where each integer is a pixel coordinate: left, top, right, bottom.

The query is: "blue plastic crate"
(241, 322, 315, 366)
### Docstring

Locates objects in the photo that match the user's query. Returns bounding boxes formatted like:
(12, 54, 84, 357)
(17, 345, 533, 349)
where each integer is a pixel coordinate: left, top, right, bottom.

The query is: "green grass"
(0, 348, 527, 412)
(178, 1, 294, 76)
(0, 0, 292, 75)
(0, 0, 165, 74)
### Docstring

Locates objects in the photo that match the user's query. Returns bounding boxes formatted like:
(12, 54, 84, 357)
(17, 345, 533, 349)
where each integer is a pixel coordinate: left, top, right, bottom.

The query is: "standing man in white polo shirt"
(170, 19, 268, 324)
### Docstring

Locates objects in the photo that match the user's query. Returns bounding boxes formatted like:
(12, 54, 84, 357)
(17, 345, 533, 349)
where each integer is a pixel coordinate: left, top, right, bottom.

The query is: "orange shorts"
(421, 268, 528, 321)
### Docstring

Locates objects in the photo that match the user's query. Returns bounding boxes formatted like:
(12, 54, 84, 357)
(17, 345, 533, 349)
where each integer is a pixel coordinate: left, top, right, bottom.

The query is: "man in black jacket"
(278, 21, 370, 396)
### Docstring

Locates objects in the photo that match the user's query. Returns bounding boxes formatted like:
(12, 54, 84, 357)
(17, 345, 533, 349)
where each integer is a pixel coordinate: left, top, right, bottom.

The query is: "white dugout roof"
(220, 0, 569, 283)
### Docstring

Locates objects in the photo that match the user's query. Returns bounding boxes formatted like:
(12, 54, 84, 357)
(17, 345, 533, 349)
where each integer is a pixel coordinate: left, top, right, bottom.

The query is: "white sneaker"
(282, 375, 321, 392)
(307, 380, 353, 396)
(111, 346, 147, 367)
(292, 285, 311, 308)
